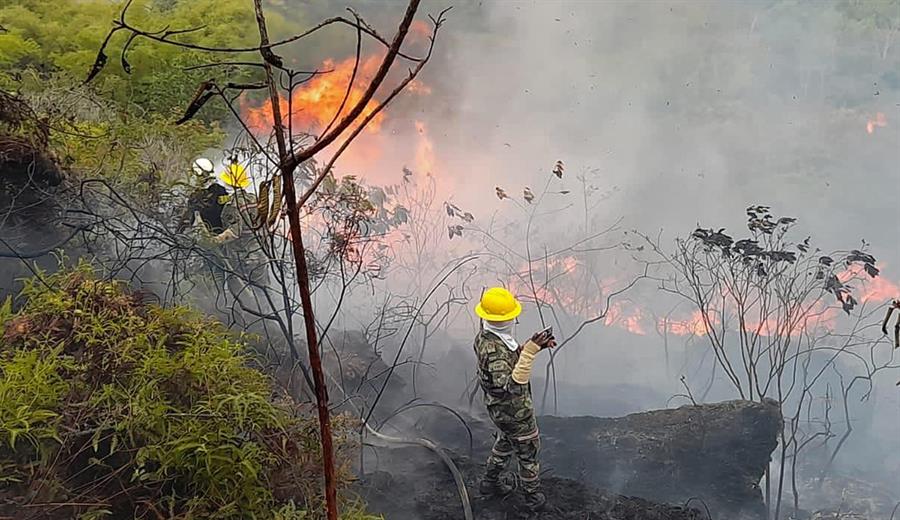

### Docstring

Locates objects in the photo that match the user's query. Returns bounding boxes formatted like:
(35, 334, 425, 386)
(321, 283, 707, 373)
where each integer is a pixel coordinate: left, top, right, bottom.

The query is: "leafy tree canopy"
(0, 0, 293, 188)
(0, 0, 289, 117)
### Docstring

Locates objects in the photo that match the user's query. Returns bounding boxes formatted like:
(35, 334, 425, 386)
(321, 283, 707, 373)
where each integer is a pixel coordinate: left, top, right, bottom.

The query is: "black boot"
(522, 491, 546, 511)
(479, 476, 514, 496)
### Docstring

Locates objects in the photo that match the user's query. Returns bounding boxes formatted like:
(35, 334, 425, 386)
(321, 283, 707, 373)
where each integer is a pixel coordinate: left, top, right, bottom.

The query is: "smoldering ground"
(270, 1, 900, 516)
(3, 0, 897, 516)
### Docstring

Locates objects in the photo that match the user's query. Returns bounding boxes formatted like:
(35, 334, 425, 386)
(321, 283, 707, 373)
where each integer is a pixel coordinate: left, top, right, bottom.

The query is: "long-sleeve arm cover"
(511, 340, 541, 384)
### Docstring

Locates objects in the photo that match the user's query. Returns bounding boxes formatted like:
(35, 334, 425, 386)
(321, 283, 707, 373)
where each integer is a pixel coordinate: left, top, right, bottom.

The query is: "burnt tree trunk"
(251, 1, 424, 517)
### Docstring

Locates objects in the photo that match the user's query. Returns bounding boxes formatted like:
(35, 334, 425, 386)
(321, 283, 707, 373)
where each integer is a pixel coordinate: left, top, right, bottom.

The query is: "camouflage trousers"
(203, 246, 267, 296)
(484, 417, 541, 494)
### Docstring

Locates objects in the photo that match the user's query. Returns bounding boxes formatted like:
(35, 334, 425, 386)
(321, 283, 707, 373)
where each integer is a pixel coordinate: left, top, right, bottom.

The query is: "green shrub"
(0, 264, 377, 519)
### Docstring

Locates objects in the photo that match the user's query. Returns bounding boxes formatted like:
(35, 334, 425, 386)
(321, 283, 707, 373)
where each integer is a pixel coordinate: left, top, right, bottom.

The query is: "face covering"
(483, 319, 518, 351)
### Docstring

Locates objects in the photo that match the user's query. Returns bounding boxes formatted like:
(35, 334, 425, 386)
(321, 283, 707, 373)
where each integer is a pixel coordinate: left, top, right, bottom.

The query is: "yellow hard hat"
(475, 287, 522, 321)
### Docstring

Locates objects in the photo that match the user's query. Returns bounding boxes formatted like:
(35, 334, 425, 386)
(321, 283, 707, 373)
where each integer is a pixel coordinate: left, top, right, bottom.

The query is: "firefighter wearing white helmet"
(192, 157, 214, 178)
(473, 287, 556, 511)
(178, 157, 233, 242)
(180, 156, 254, 240)
(216, 156, 269, 292)
(179, 156, 264, 295)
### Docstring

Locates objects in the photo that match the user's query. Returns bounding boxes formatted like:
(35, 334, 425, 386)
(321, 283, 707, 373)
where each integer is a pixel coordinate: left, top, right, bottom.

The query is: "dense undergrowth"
(0, 264, 379, 519)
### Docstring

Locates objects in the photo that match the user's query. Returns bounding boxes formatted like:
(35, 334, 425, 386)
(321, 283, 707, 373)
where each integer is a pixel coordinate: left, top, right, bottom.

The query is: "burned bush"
(0, 90, 66, 239)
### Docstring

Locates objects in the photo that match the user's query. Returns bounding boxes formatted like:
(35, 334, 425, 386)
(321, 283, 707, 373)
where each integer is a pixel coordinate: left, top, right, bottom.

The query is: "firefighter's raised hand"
(531, 329, 557, 350)
(191, 211, 206, 233)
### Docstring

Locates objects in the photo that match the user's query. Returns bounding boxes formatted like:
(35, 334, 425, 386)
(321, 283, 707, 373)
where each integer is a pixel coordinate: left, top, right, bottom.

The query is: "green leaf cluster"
(0, 264, 375, 519)
(0, 0, 264, 117)
(0, 0, 290, 191)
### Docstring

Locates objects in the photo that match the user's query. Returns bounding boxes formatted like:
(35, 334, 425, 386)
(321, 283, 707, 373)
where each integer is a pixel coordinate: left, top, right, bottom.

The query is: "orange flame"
(509, 256, 591, 313)
(508, 259, 899, 340)
(243, 55, 387, 136)
(604, 301, 647, 335)
(661, 310, 712, 337)
(239, 51, 438, 190)
(507, 258, 656, 335)
(838, 265, 900, 312)
(857, 275, 900, 303)
(866, 112, 887, 134)
(414, 120, 435, 175)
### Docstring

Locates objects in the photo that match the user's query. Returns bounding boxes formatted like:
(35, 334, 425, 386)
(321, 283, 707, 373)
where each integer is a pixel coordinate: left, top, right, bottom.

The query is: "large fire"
(512, 258, 899, 340)
(243, 55, 387, 136)
(240, 52, 437, 188)
(239, 53, 898, 342)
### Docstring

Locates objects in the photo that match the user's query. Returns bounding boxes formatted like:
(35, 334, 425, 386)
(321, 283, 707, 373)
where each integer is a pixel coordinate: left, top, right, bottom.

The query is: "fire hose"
(362, 422, 473, 520)
(326, 373, 474, 520)
(202, 245, 473, 519)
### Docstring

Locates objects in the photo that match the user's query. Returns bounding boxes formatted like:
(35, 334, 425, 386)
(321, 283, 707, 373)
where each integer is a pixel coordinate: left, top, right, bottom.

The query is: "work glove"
(511, 330, 555, 384)
(213, 228, 238, 244)
(531, 330, 557, 350)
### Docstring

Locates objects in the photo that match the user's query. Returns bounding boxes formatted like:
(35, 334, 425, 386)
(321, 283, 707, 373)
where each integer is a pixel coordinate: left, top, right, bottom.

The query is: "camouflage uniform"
(474, 329, 542, 496)
(217, 189, 268, 293)
(182, 185, 267, 295)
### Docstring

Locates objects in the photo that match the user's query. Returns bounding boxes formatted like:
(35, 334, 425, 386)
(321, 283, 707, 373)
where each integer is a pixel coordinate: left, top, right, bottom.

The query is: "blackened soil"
(356, 446, 706, 520)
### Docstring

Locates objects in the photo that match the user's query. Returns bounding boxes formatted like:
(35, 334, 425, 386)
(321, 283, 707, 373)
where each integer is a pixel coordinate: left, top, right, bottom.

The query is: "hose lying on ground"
(326, 373, 473, 520)
(363, 422, 473, 520)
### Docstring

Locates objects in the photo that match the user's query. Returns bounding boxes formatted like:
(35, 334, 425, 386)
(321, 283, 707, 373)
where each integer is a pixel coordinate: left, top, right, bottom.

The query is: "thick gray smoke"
(328, 3, 899, 389)
(316, 0, 897, 243)
(421, 0, 898, 244)
(276, 0, 900, 512)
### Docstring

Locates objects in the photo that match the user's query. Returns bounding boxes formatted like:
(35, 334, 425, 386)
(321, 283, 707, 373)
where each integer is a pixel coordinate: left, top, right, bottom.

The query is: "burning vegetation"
(2, 1, 900, 519)
(866, 113, 887, 135)
(243, 56, 388, 136)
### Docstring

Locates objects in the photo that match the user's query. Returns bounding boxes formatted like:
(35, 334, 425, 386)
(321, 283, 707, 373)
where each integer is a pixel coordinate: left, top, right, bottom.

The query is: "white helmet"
(192, 157, 215, 177)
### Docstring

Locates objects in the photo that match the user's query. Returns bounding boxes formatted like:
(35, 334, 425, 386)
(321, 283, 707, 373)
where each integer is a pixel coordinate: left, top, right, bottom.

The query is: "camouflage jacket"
(220, 191, 268, 265)
(473, 330, 537, 435)
(219, 193, 248, 238)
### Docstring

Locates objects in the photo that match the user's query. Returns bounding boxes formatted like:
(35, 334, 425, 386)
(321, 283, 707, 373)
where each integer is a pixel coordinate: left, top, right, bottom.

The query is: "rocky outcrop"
(412, 399, 782, 518)
(357, 445, 707, 520)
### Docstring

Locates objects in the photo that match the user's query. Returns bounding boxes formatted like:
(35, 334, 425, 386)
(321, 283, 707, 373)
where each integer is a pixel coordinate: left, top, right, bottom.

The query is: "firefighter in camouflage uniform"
(474, 287, 556, 511)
